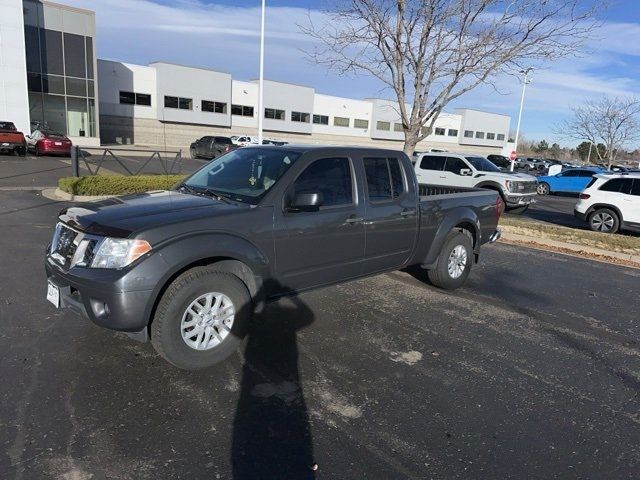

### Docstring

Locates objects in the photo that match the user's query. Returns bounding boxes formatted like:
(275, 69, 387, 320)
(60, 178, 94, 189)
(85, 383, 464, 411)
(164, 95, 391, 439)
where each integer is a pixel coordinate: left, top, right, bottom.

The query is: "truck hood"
(475, 171, 537, 182)
(59, 190, 248, 237)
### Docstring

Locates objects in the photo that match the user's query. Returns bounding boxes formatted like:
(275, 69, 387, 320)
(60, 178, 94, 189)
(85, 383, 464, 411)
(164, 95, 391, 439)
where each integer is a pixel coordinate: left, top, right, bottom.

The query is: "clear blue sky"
(65, 0, 640, 148)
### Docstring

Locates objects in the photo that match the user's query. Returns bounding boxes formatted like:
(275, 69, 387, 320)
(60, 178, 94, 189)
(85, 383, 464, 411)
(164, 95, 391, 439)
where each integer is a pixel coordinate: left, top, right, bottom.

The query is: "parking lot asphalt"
(511, 194, 587, 229)
(1, 190, 639, 479)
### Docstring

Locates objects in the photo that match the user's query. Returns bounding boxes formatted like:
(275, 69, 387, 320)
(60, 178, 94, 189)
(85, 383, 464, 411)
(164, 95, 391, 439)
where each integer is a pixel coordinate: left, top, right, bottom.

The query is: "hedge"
(59, 175, 187, 196)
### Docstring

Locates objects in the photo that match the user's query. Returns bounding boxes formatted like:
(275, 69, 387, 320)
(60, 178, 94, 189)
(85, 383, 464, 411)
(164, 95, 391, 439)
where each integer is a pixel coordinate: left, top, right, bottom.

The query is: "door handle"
(400, 209, 416, 217)
(345, 216, 364, 224)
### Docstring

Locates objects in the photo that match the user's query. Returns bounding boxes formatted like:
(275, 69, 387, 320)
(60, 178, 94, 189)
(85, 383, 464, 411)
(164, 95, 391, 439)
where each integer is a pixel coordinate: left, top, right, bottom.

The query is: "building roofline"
(454, 107, 511, 118)
(148, 61, 230, 75)
(25, 0, 95, 16)
(248, 79, 314, 90)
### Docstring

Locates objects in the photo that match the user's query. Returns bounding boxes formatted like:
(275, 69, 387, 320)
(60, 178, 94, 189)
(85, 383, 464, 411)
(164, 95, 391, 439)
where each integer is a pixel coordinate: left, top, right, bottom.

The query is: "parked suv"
(415, 152, 537, 213)
(190, 136, 236, 160)
(574, 173, 640, 234)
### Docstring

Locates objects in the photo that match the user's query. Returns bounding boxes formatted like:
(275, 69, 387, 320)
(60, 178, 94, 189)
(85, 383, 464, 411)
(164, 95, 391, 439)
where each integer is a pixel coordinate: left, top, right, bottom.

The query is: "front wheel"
(427, 230, 473, 290)
(588, 208, 619, 234)
(537, 182, 550, 195)
(150, 267, 252, 370)
(189, 147, 197, 159)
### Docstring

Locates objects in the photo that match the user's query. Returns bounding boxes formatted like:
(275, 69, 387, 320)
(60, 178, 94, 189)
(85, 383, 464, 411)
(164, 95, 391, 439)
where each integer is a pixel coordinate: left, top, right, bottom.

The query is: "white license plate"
(47, 281, 60, 308)
(55, 141, 62, 146)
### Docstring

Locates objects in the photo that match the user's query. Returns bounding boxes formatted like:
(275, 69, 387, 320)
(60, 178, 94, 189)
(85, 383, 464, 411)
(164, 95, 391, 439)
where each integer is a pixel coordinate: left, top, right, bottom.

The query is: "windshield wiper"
(202, 188, 234, 204)
(178, 183, 235, 204)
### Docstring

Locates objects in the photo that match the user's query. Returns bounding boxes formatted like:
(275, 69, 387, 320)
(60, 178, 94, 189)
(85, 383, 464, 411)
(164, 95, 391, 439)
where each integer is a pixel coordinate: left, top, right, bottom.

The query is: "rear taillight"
(579, 193, 590, 199)
(496, 196, 505, 221)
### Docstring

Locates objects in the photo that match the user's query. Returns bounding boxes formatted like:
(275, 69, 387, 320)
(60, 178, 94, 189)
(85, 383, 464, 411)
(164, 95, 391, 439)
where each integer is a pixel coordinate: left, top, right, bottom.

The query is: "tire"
(17, 146, 27, 157)
(588, 208, 619, 234)
(537, 182, 550, 195)
(427, 230, 473, 290)
(190, 147, 197, 160)
(34, 145, 40, 157)
(507, 205, 529, 215)
(151, 267, 252, 370)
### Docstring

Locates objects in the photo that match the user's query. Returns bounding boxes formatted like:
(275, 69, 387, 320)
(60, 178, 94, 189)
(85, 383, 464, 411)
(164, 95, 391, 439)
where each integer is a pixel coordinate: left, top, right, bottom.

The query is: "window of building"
(291, 111, 310, 123)
(41, 29, 64, 76)
(63, 33, 86, 79)
(394, 123, 404, 132)
(24, 26, 41, 74)
(354, 119, 369, 129)
(448, 129, 458, 137)
(464, 130, 473, 138)
(435, 127, 446, 136)
(293, 157, 353, 207)
(334, 117, 350, 127)
(487, 132, 496, 140)
(231, 104, 254, 117)
(43, 75, 65, 95)
(475, 131, 485, 139)
(164, 96, 179, 109)
(265, 108, 285, 120)
(313, 114, 329, 125)
(120, 91, 151, 106)
(86, 37, 94, 79)
(377, 121, 390, 131)
(419, 155, 446, 171)
(363, 157, 405, 201)
(65, 77, 86, 97)
(497, 134, 505, 141)
(202, 100, 227, 113)
(164, 96, 192, 110)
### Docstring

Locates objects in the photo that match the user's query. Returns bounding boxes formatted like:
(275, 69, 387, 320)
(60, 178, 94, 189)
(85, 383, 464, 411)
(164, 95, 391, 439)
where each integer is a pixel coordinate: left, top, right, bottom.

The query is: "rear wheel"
(537, 182, 550, 195)
(190, 147, 197, 159)
(427, 230, 473, 290)
(588, 208, 619, 234)
(150, 267, 252, 370)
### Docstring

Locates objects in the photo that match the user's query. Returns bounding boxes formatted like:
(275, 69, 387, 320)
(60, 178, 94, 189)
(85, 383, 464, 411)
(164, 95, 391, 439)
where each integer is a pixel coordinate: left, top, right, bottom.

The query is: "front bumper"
(574, 209, 588, 222)
(45, 255, 154, 333)
(504, 193, 536, 207)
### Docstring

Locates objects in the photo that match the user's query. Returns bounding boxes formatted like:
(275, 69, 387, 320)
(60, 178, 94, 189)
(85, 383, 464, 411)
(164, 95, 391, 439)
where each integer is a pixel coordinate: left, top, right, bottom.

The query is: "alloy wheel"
(447, 245, 468, 279)
(180, 292, 235, 351)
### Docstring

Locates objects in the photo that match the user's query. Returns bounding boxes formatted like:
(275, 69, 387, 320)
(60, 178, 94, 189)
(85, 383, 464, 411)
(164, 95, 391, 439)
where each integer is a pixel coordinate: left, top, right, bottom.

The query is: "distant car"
(190, 136, 236, 160)
(231, 135, 259, 147)
(574, 172, 640, 234)
(486, 154, 512, 169)
(516, 157, 548, 172)
(536, 167, 604, 195)
(0, 121, 27, 156)
(27, 129, 72, 156)
(262, 139, 288, 146)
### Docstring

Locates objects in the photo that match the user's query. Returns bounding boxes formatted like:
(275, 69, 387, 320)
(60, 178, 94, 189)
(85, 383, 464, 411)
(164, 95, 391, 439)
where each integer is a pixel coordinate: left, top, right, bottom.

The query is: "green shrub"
(59, 175, 187, 196)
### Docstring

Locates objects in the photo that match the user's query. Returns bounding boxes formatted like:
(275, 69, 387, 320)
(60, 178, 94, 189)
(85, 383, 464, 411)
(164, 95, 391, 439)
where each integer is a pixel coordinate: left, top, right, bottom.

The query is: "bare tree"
(558, 96, 640, 169)
(301, 0, 602, 155)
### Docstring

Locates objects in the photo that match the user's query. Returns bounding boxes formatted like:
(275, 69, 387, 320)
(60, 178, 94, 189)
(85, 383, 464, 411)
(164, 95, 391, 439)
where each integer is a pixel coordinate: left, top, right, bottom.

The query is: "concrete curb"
(41, 188, 114, 202)
(499, 231, 640, 268)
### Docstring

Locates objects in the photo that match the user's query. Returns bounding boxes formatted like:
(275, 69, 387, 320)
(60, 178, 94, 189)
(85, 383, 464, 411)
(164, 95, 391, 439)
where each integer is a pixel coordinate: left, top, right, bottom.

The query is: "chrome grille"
(50, 223, 80, 265)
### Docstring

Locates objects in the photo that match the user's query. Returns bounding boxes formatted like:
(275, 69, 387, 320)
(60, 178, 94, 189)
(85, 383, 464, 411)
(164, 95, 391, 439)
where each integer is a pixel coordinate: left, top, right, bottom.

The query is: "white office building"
(2, 0, 511, 154)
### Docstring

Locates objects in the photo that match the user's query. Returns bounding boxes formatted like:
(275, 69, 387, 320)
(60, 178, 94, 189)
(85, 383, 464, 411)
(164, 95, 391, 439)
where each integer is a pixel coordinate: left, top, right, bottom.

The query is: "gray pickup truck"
(45, 146, 503, 369)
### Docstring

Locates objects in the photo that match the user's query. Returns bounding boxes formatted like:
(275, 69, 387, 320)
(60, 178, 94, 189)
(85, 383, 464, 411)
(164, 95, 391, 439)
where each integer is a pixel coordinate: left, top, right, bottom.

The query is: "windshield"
(183, 147, 301, 204)
(465, 156, 500, 172)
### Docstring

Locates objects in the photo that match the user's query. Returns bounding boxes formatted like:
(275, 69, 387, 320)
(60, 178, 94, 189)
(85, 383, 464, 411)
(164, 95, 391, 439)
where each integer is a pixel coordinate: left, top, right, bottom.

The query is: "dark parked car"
(189, 136, 236, 159)
(45, 146, 503, 370)
(27, 129, 72, 156)
(0, 121, 27, 156)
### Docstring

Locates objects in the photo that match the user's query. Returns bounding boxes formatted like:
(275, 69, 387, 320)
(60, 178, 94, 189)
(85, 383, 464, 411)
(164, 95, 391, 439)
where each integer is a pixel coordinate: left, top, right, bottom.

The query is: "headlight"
(505, 180, 515, 191)
(90, 238, 152, 269)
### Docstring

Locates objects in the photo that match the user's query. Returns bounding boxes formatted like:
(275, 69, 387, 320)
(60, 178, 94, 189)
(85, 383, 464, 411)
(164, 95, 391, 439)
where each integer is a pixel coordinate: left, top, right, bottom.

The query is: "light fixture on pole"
(257, 0, 266, 144)
(511, 67, 533, 172)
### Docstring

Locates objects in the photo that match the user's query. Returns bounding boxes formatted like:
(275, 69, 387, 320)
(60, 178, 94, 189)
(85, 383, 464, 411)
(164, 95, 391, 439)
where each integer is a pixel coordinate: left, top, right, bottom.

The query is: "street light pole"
(511, 67, 533, 172)
(257, 0, 266, 144)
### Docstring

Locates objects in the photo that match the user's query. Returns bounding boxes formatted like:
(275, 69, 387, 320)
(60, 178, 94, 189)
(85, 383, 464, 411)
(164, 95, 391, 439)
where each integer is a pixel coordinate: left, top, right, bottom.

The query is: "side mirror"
(287, 192, 323, 212)
(459, 168, 472, 176)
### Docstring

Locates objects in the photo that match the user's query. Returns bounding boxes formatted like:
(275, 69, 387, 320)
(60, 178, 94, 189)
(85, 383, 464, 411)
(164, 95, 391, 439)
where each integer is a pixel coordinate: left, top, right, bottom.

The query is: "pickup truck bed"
(45, 145, 502, 369)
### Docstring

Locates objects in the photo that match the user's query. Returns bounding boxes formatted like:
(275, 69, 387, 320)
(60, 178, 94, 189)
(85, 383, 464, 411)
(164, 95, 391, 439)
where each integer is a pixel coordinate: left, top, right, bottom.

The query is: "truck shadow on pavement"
(231, 284, 316, 479)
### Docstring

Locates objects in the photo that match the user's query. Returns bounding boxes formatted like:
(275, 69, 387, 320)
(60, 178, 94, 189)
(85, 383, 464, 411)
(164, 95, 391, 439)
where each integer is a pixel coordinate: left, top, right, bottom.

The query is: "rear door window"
(215, 137, 233, 144)
(600, 178, 633, 194)
(419, 155, 446, 171)
(631, 179, 640, 196)
(363, 157, 405, 201)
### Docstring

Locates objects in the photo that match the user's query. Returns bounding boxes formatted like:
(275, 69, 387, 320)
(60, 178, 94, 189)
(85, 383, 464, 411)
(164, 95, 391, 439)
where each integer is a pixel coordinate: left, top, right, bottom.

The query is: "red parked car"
(27, 129, 72, 156)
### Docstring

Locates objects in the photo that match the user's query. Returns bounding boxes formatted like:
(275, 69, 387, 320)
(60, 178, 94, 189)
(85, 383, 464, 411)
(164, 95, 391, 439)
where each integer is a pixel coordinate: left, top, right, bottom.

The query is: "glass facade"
(24, 25, 96, 137)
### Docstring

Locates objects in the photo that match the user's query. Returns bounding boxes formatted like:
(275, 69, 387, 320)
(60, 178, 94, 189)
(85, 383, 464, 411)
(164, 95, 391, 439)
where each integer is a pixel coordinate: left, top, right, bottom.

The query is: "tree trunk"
(403, 130, 419, 157)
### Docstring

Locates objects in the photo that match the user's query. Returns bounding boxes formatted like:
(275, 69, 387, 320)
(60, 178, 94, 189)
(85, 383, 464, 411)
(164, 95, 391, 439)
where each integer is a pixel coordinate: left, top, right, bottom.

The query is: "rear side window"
(584, 178, 598, 189)
(363, 157, 405, 201)
(631, 179, 640, 196)
(215, 137, 233, 144)
(444, 157, 468, 175)
(293, 157, 353, 207)
(419, 155, 446, 171)
(578, 170, 595, 177)
(600, 178, 633, 194)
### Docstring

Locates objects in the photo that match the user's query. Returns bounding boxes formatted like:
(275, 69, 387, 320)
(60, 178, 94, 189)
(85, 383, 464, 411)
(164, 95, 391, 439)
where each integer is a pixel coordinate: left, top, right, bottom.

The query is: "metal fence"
(71, 146, 183, 177)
